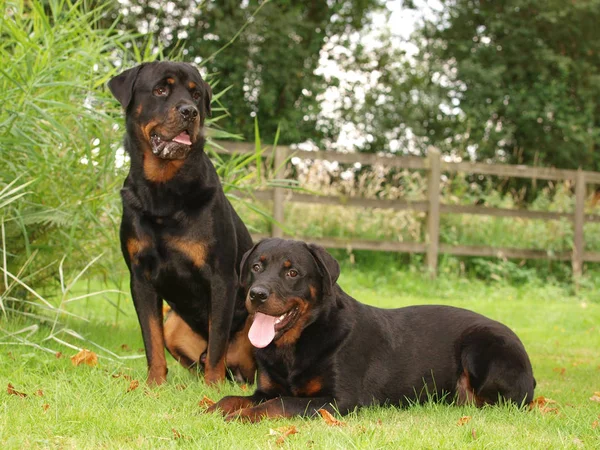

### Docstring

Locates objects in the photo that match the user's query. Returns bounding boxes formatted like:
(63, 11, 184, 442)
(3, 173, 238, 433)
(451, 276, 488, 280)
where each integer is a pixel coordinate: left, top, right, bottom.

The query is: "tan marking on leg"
(166, 237, 208, 268)
(205, 319, 226, 386)
(164, 310, 207, 370)
(226, 315, 256, 382)
(147, 316, 167, 385)
(455, 369, 485, 407)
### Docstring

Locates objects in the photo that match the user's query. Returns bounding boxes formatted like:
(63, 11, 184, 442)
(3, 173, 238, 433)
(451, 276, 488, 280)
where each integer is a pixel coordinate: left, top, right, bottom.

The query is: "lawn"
(1, 268, 599, 449)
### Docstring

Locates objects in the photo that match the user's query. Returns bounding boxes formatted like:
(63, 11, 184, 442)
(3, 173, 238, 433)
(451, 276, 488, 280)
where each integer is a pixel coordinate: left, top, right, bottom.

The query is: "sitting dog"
(208, 238, 536, 421)
(108, 61, 255, 385)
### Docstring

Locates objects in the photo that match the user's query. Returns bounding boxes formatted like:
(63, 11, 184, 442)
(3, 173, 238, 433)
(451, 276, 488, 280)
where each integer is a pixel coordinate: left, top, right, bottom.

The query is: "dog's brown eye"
(252, 263, 261, 272)
(287, 269, 298, 278)
(192, 91, 201, 101)
(153, 86, 169, 97)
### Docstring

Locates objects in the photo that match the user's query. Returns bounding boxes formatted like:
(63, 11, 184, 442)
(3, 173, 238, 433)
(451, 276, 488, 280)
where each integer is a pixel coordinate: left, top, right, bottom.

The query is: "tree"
(111, 0, 384, 145)
(339, 0, 600, 171)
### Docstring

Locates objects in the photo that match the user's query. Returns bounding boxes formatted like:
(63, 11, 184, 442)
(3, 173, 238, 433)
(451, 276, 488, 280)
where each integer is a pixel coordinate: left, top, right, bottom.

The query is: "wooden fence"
(213, 141, 600, 279)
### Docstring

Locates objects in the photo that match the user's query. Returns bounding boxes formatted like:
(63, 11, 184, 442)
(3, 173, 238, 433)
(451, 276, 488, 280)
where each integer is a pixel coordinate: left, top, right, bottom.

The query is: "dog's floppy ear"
(202, 80, 212, 118)
(108, 64, 145, 110)
(239, 240, 262, 289)
(306, 243, 340, 302)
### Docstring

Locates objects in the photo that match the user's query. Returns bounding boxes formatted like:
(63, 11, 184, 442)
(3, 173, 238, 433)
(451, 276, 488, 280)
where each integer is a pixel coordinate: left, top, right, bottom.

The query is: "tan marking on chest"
(166, 236, 209, 268)
(126, 237, 151, 265)
(143, 151, 184, 183)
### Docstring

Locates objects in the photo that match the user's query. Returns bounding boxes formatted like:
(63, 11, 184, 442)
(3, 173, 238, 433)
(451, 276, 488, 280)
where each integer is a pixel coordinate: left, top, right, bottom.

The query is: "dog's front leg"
(204, 273, 236, 385)
(226, 396, 337, 422)
(131, 276, 167, 385)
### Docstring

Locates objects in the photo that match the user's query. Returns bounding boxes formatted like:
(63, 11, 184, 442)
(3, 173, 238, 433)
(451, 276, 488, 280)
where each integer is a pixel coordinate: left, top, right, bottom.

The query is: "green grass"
(1, 270, 600, 449)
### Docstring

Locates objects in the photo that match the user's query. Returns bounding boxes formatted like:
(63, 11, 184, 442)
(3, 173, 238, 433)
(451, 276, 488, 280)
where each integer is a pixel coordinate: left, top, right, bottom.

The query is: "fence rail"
(212, 141, 600, 279)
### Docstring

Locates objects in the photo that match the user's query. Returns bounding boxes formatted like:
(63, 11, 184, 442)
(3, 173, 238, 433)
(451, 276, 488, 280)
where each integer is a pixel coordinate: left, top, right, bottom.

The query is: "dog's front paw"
(206, 395, 254, 416)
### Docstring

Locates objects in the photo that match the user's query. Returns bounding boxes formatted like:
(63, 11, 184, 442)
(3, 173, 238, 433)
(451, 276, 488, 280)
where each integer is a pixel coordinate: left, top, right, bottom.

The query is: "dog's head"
(108, 61, 212, 161)
(239, 238, 340, 349)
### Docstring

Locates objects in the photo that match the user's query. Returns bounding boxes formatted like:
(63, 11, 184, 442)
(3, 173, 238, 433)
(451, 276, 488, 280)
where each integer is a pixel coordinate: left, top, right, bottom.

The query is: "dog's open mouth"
(248, 306, 300, 348)
(150, 130, 193, 160)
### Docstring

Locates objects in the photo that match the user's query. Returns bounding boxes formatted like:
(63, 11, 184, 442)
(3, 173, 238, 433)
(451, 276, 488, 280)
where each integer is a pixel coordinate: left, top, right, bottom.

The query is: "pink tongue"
(248, 312, 277, 348)
(172, 132, 191, 145)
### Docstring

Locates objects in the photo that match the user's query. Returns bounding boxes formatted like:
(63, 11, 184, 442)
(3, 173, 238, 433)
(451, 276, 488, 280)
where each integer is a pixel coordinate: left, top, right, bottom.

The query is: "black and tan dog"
(208, 238, 536, 421)
(108, 61, 255, 385)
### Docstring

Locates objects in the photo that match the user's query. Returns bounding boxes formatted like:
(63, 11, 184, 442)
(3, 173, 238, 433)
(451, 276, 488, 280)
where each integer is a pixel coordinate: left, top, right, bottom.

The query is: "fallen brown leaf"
(127, 380, 140, 392)
(34, 389, 44, 397)
(457, 416, 472, 426)
(42, 403, 50, 412)
(529, 396, 559, 415)
(590, 392, 600, 403)
(120, 344, 131, 352)
(240, 384, 248, 391)
(7, 351, 15, 360)
(111, 372, 133, 381)
(471, 428, 477, 440)
(553, 367, 566, 376)
(592, 420, 598, 429)
(172, 428, 182, 440)
(55, 352, 63, 359)
(318, 409, 346, 426)
(7, 383, 27, 397)
(273, 425, 298, 445)
(70, 349, 98, 367)
(198, 395, 216, 408)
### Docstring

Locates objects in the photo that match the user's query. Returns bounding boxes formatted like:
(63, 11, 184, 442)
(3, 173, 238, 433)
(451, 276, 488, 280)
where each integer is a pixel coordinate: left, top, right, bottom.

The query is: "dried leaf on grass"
(42, 403, 50, 412)
(120, 344, 131, 352)
(552, 367, 566, 376)
(126, 380, 140, 392)
(269, 425, 298, 445)
(55, 352, 63, 359)
(589, 392, 600, 402)
(457, 416, 471, 426)
(111, 372, 133, 381)
(70, 349, 98, 367)
(471, 428, 477, 440)
(7, 383, 27, 397)
(34, 389, 44, 397)
(198, 395, 215, 408)
(318, 409, 346, 426)
(529, 396, 559, 415)
(171, 428, 182, 439)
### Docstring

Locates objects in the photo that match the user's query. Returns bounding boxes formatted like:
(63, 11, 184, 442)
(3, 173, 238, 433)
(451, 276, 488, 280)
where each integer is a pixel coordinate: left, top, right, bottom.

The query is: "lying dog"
(108, 61, 255, 385)
(209, 238, 536, 421)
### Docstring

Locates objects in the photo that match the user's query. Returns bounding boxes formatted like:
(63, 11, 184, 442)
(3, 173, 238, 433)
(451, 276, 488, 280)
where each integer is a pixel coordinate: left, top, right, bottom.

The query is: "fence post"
(271, 146, 287, 238)
(572, 168, 585, 282)
(426, 147, 441, 277)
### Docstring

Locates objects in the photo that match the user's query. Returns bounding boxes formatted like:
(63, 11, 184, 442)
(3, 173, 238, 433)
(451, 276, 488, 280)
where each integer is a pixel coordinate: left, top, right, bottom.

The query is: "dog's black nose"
(178, 104, 198, 121)
(249, 286, 269, 303)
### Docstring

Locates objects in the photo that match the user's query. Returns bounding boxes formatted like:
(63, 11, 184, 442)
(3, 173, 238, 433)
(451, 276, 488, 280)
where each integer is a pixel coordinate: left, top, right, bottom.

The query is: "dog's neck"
(121, 136, 221, 218)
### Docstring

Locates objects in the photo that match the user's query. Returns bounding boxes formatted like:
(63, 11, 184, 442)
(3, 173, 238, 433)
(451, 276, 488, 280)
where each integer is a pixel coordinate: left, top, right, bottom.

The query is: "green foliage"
(110, 0, 385, 145)
(0, 0, 133, 291)
(341, 1, 600, 172)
